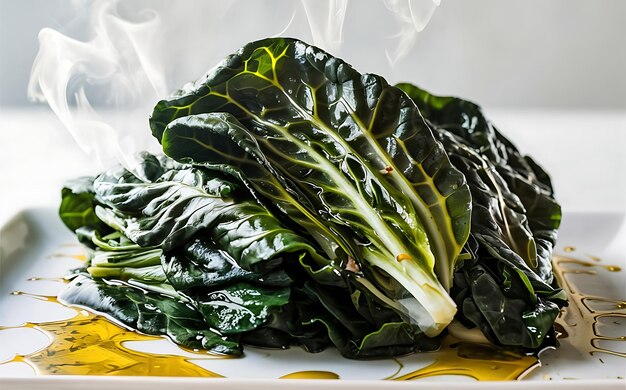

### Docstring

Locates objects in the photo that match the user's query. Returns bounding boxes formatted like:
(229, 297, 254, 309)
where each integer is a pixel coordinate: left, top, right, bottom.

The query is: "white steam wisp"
(301, 0, 349, 55)
(28, 0, 441, 169)
(383, 0, 441, 65)
(28, 1, 165, 169)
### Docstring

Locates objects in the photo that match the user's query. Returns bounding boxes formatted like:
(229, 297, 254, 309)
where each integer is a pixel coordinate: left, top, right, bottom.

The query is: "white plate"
(0, 208, 624, 389)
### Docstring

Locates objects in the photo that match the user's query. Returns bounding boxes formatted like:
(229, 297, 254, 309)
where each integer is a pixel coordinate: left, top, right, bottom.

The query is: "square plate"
(0, 208, 624, 389)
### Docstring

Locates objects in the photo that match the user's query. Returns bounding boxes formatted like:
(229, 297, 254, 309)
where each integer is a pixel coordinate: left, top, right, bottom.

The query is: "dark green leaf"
(93, 152, 336, 278)
(398, 83, 566, 348)
(190, 282, 290, 334)
(58, 276, 241, 355)
(59, 176, 109, 232)
(150, 40, 472, 298)
(150, 36, 478, 335)
(298, 282, 438, 358)
(162, 237, 293, 290)
(397, 83, 561, 280)
(457, 264, 559, 349)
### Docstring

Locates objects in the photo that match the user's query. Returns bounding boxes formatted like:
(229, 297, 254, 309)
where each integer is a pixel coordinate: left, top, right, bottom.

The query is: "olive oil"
(47, 253, 87, 261)
(1, 290, 540, 380)
(280, 371, 340, 379)
(555, 257, 622, 273)
(392, 338, 539, 381)
(552, 255, 626, 358)
(0, 294, 225, 377)
(27, 277, 69, 283)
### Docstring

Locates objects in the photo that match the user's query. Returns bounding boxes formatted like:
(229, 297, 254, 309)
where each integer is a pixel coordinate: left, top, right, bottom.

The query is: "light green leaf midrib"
(219, 98, 419, 271)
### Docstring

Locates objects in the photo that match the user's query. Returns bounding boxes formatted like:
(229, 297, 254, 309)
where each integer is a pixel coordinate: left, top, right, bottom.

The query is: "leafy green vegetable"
(59, 177, 109, 233)
(73, 227, 166, 283)
(191, 282, 291, 334)
(59, 276, 241, 355)
(396, 83, 561, 279)
(150, 38, 474, 336)
(162, 237, 293, 291)
(57, 37, 564, 359)
(160, 113, 354, 262)
(92, 152, 336, 278)
(397, 83, 565, 348)
(301, 282, 438, 358)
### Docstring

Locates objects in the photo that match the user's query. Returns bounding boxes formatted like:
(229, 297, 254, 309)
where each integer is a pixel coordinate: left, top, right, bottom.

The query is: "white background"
(0, 0, 625, 224)
(1, 0, 626, 108)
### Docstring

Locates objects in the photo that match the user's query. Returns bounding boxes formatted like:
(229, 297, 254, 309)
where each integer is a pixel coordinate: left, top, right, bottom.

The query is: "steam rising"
(28, 1, 166, 168)
(301, 0, 348, 55)
(28, 0, 440, 168)
(383, 0, 440, 64)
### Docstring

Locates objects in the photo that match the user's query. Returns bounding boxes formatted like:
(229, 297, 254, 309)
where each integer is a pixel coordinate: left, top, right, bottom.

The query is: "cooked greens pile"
(58, 37, 566, 358)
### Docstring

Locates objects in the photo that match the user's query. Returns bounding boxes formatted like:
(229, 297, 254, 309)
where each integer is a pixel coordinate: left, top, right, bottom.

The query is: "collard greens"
(58, 37, 565, 358)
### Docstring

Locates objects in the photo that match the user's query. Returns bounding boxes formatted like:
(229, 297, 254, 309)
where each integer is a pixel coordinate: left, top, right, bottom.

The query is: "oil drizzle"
(9, 291, 58, 302)
(280, 371, 339, 379)
(27, 277, 68, 283)
(587, 254, 602, 262)
(0, 293, 226, 377)
(555, 258, 622, 273)
(392, 338, 539, 381)
(47, 253, 87, 261)
(552, 255, 626, 358)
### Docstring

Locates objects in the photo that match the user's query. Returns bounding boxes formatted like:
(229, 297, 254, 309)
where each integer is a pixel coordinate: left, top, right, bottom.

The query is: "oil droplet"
(587, 254, 602, 262)
(392, 339, 539, 381)
(563, 246, 576, 252)
(379, 166, 394, 175)
(396, 253, 411, 262)
(280, 370, 340, 379)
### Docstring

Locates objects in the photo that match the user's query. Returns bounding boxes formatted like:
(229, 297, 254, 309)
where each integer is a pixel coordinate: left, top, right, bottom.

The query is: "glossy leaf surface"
(398, 84, 565, 348)
(55, 38, 565, 357)
(162, 237, 293, 291)
(151, 39, 472, 299)
(92, 152, 333, 276)
(191, 282, 291, 334)
(59, 176, 110, 233)
(59, 276, 241, 355)
(148, 34, 478, 334)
